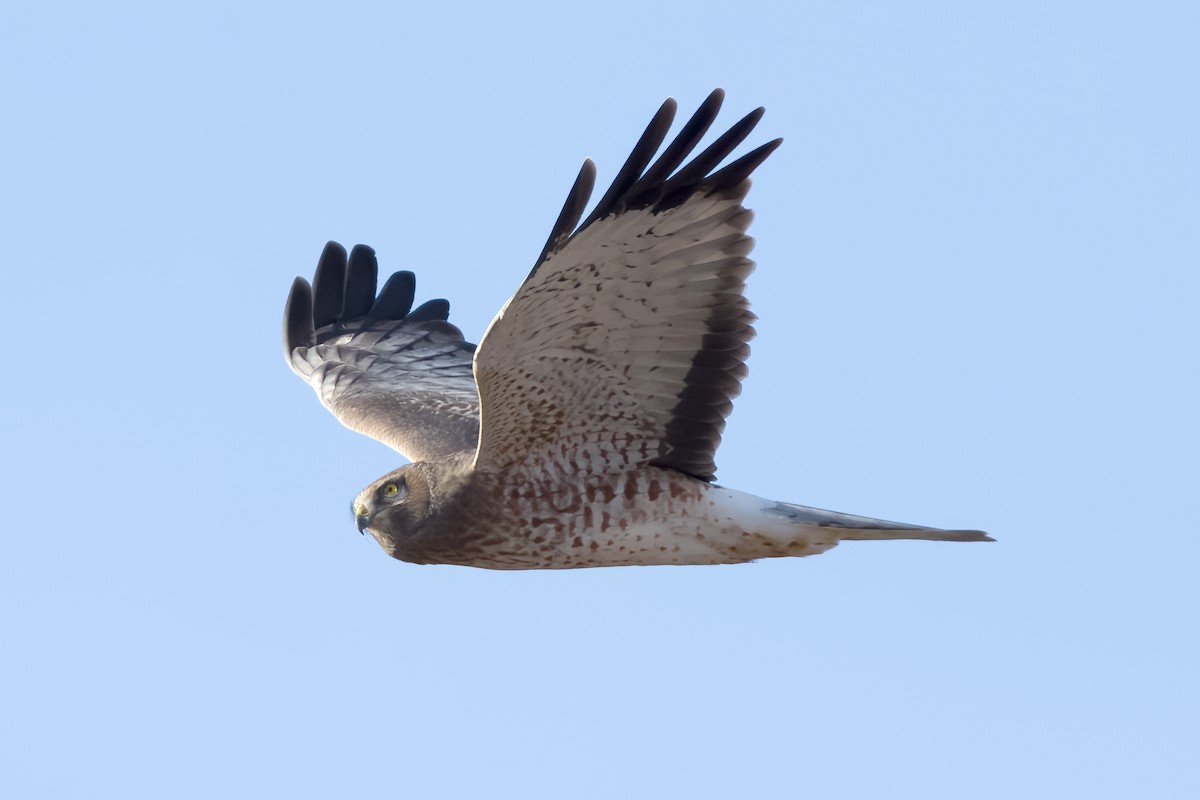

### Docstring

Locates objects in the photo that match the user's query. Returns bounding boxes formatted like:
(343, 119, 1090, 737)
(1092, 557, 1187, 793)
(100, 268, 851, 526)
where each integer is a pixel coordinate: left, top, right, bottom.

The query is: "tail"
(768, 501, 993, 543)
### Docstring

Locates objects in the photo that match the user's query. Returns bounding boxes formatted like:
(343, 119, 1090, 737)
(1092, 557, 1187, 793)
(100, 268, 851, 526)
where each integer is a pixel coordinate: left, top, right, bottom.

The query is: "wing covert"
(285, 242, 480, 462)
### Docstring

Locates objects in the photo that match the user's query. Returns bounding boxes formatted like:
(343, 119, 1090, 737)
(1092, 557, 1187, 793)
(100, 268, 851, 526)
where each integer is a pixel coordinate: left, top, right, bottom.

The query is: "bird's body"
(360, 459, 827, 569)
(359, 457, 987, 569)
(284, 90, 990, 569)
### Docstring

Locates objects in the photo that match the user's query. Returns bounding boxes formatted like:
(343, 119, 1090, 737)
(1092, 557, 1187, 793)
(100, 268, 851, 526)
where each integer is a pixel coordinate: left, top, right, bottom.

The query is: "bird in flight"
(283, 89, 990, 569)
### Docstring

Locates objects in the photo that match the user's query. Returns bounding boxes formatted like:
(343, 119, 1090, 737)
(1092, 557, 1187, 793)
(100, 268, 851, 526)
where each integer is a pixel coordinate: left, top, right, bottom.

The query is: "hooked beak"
(353, 503, 371, 535)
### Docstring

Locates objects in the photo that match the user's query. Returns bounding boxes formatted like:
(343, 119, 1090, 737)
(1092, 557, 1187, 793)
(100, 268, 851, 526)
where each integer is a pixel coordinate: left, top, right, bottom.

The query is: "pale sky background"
(3, 2, 1197, 798)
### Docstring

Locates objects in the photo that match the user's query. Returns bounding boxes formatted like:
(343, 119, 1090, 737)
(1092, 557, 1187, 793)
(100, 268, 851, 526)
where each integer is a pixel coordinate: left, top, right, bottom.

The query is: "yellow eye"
(384, 483, 399, 495)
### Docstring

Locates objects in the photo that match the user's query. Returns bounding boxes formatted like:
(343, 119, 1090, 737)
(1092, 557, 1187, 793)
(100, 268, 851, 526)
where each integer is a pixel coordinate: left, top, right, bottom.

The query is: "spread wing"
(284, 241, 480, 462)
(473, 89, 781, 481)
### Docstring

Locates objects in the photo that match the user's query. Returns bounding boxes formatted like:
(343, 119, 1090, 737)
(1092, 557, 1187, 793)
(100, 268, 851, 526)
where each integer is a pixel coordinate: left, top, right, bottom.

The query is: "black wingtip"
(536, 158, 598, 266)
(707, 137, 784, 195)
(343, 245, 379, 319)
(614, 92, 724, 215)
(367, 270, 417, 322)
(577, 97, 678, 230)
(657, 105, 765, 195)
(406, 298, 451, 322)
(283, 276, 315, 363)
(312, 241, 348, 329)
(521, 91, 780, 282)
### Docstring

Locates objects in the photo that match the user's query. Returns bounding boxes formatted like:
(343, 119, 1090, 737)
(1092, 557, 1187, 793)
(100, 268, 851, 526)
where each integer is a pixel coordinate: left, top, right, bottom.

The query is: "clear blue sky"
(3, 2, 1197, 797)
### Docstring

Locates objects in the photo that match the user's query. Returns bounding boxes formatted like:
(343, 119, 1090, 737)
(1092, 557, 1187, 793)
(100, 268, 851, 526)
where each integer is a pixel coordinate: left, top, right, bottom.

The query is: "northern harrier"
(284, 90, 990, 569)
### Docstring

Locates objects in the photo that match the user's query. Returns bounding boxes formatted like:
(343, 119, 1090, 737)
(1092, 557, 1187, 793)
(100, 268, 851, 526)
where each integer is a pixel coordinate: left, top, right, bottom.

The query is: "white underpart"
(557, 481, 842, 568)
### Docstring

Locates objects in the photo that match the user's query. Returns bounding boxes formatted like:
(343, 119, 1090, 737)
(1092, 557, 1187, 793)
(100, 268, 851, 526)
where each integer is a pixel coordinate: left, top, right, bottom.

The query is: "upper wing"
(473, 89, 781, 481)
(284, 241, 480, 462)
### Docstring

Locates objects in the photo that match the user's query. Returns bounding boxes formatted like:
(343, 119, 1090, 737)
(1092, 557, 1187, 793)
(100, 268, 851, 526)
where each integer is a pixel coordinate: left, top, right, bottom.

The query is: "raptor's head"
(352, 465, 435, 549)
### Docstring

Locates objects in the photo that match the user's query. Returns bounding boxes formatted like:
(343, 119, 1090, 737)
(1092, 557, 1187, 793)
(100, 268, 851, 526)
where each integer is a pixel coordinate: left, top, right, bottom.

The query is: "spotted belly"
(445, 465, 825, 569)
